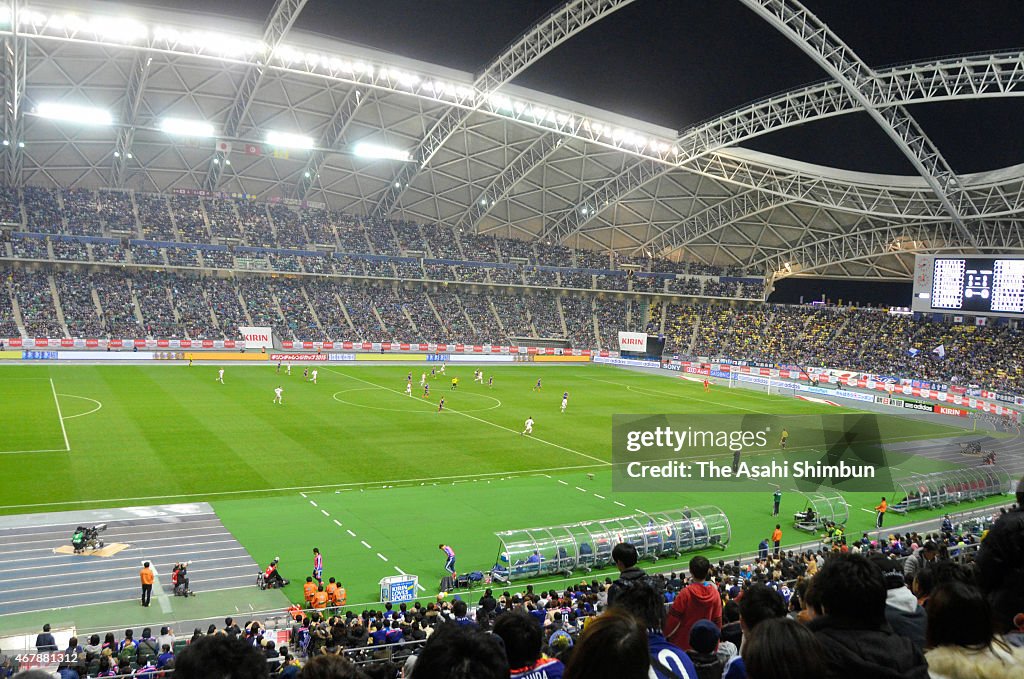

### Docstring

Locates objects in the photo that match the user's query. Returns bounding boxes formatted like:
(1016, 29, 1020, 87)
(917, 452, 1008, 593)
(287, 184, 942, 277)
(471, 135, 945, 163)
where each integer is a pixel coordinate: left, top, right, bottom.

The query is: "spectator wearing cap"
(869, 553, 927, 651)
(687, 619, 725, 679)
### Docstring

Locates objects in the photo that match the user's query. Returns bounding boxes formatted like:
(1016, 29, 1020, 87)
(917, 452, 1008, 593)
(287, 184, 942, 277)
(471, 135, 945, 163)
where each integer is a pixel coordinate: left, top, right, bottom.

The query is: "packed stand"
(10, 270, 63, 337)
(0, 185, 22, 224)
(130, 244, 165, 266)
(488, 266, 523, 286)
(23, 187, 63, 233)
(61, 188, 103, 236)
(273, 280, 323, 341)
(373, 288, 416, 340)
(168, 276, 220, 339)
(133, 272, 181, 338)
(204, 199, 243, 241)
(236, 278, 287, 339)
(663, 303, 702, 355)
(339, 285, 389, 343)
(54, 271, 104, 338)
(364, 217, 400, 256)
(268, 204, 307, 249)
(391, 221, 426, 254)
(166, 245, 200, 267)
(422, 223, 462, 259)
(136, 193, 176, 241)
(98, 190, 136, 233)
(203, 278, 247, 338)
(92, 272, 143, 337)
(170, 195, 209, 244)
(335, 214, 369, 253)
(50, 238, 89, 262)
(10, 235, 49, 260)
(528, 292, 565, 339)
(459, 291, 504, 344)
(559, 296, 597, 348)
(237, 202, 275, 247)
(304, 280, 350, 340)
(460, 232, 500, 263)
(492, 292, 533, 338)
(92, 242, 127, 263)
(403, 290, 446, 342)
(300, 208, 335, 246)
(0, 271, 21, 336)
(428, 290, 475, 342)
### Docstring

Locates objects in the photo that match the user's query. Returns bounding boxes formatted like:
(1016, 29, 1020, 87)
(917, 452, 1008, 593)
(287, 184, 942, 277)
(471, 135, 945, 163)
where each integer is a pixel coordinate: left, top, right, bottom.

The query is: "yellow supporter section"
(0, 350, 22, 360)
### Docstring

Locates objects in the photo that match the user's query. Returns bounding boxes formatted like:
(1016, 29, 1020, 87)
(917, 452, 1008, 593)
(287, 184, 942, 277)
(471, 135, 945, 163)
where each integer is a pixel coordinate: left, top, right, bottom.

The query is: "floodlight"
(353, 142, 411, 162)
(266, 130, 314, 150)
(37, 102, 112, 126)
(160, 117, 215, 138)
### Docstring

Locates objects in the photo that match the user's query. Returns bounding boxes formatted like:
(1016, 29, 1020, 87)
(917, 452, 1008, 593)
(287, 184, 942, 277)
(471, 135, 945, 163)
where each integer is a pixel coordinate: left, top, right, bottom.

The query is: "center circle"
(331, 387, 503, 413)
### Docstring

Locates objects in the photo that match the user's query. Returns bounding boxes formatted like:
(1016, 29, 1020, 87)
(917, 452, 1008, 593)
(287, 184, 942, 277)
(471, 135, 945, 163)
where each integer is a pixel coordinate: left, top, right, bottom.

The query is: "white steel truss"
(110, 51, 152, 187)
(1, 0, 26, 184)
(292, 86, 365, 201)
(737, 0, 977, 245)
(202, 0, 308, 191)
(369, 0, 637, 219)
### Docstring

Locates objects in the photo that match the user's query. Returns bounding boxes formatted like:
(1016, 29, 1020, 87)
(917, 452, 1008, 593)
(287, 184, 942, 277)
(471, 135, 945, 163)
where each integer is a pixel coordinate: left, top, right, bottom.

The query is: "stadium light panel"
(160, 117, 215, 138)
(353, 142, 411, 162)
(37, 102, 112, 126)
(266, 130, 314, 150)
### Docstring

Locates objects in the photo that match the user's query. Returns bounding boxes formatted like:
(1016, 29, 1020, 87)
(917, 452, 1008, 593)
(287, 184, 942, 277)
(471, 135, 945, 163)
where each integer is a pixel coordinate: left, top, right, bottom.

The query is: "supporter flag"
(933, 344, 946, 358)
(272, 148, 290, 160)
(244, 143, 262, 156)
(908, 348, 920, 357)
(215, 140, 232, 154)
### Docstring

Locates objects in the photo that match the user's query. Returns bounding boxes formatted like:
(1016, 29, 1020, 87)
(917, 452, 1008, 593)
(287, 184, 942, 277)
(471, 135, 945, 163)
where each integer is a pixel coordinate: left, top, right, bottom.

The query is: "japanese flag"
(216, 140, 232, 154)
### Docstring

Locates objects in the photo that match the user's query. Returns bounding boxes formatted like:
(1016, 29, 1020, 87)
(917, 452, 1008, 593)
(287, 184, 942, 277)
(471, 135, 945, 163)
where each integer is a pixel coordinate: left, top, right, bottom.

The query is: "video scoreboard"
(912, 254, 1024, 316)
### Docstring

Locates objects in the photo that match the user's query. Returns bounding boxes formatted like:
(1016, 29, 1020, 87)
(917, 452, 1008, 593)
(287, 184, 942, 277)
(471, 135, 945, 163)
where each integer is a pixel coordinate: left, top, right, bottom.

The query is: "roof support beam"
(451, 132, 563, 232)
(292, 86, 365, 201)
(736, 0, 978, 246)
(1, 0, 26, 186)
(370, 0, 637, 219)
(110, 53, 153, 188)
(203, 0, 308, 191)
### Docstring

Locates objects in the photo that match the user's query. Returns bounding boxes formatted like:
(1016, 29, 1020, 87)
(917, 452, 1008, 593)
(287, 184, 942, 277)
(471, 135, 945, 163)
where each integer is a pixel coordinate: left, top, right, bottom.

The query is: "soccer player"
(438, 397, 445, 413)
(439, 363, 446, 375)
(779, 428, 789, 450)
(405, 381, 412, 397)
(430, 367, 436, 379)
(474, 369, 483, 384)
(216, 368, 224, 384)
(420, 372, 427, 386)
(303, 367, 309, 380)
(451, 377, 458, 390)
(703, 378, 710, 392)
(423, 383, 430, 398)
(407, 371, 412, 383)
(276, 361, 281, 374)
(312, 548, 323, 583)
(488, 375, 494, 389)
(522, 416, 534, 436)
(561, 391, 569, 413)
(273, 386, 283, 404)
(533, 378, 542, 392)
(439, 544, 456, 576)
(310, 369, 318, 384)
(286, 363, 292, 376)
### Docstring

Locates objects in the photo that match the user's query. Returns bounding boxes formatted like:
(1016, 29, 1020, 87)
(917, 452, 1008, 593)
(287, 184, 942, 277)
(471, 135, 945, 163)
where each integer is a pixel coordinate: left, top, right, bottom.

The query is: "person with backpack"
(136, 628, 159, 665)
(607, 543, 651, 607)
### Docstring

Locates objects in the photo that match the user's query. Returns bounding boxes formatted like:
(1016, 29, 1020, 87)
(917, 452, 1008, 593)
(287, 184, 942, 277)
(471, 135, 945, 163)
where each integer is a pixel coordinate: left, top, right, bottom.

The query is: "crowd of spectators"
(427, 290, 474, 341)
(560, 296, 597, 348)
(238, 202, 275, 247)
(98, 191, 136, 234)
(205, 199, 244, 241)
(10, 235, 49, 260)
(269, 205, 307, 249)
(303, 280, 350, 340)
(136, 194, 176, 241)
(92, 272, 143, 338)
(169, 195, 209, 244)
(50, 239, 90, 263)
(61, 189, 103, 236)
(0, 185, 21, 224)
(23, 187, 63, 233)
(9, 269, 64, 337)
(53, 271, 104, 338)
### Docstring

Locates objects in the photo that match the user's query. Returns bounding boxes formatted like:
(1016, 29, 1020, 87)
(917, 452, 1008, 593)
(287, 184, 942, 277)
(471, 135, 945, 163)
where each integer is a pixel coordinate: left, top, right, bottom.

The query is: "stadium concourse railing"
(11, 500, 1008, 661)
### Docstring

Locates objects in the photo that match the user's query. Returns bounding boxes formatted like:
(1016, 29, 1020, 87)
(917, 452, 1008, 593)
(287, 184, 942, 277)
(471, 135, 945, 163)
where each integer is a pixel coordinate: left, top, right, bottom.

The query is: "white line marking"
(575, 486, 587, 492)
(327, 368, 607, 465)
(8, 561, 249, 584)
(394, 567, 406, 575)
(347, 529, 356, 537)
(300, 492, 307, 498)
(333, 519, 342, 527)
(361, 540, 372, 549)
(594, 494, 605, 499)
(320, 509, 329, 517)
(557, 480, 568, 485)
(614, 501, 626, 507)
(0, 461, 604, 510)
(0, 583, 255, 614)
(309, 500, 318, 508)
(860, 508, 875, 514)
(57, 394, 103, 420)
(0, 448, 70, 455)
(377, 553, 388, 561)
(50, 378, 70, 451)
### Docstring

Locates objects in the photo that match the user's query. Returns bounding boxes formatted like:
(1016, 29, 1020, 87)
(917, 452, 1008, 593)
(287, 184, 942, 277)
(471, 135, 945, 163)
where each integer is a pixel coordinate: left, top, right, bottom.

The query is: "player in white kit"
(405, 382, 412, 396)
(273, 386, 283, 404)
(286, 363, 292, 375)
(420, 372, 427, 386)
(521, 416, 534, 436)
(310, 369, 318, 384)
(216, 368, 224, 384)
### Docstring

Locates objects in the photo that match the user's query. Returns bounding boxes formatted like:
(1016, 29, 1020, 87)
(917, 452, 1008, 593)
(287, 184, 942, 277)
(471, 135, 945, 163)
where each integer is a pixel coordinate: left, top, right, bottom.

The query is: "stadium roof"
(5, 0, 1024, 279)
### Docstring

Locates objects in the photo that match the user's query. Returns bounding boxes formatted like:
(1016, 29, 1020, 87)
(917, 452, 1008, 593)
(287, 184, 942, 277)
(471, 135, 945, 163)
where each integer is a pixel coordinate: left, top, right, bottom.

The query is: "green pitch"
(0, 363, 998, 615)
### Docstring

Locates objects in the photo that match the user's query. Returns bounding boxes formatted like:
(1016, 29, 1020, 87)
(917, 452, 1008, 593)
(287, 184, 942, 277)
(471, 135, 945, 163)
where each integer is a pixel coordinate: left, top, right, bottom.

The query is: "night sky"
(118, 1, 1024, 304)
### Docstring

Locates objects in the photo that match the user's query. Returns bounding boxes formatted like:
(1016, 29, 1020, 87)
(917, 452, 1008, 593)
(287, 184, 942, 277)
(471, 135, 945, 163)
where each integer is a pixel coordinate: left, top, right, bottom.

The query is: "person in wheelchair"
(171, 562, 194, 597)
(259, 557, 289, 589)
(793, 506, 816, 525)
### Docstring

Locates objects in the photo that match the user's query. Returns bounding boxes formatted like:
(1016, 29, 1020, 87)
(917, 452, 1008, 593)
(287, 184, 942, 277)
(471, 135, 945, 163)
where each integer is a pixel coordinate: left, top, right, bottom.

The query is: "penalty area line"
(50, 378, 70, 452)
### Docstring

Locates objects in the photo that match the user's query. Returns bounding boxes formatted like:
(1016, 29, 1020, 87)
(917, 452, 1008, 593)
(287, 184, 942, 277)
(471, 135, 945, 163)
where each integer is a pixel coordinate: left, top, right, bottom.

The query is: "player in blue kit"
(423, 382, 430, 398)
(533, 378, 542, 392)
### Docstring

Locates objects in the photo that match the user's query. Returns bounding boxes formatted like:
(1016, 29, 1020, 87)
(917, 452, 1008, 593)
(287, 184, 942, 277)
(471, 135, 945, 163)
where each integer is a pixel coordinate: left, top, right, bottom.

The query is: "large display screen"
(913, 255, 1024, 316)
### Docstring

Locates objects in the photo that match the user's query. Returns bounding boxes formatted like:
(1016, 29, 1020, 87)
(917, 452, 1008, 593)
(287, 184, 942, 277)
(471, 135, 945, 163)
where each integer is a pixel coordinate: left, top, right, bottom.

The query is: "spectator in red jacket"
(664, 556, 722, 650)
